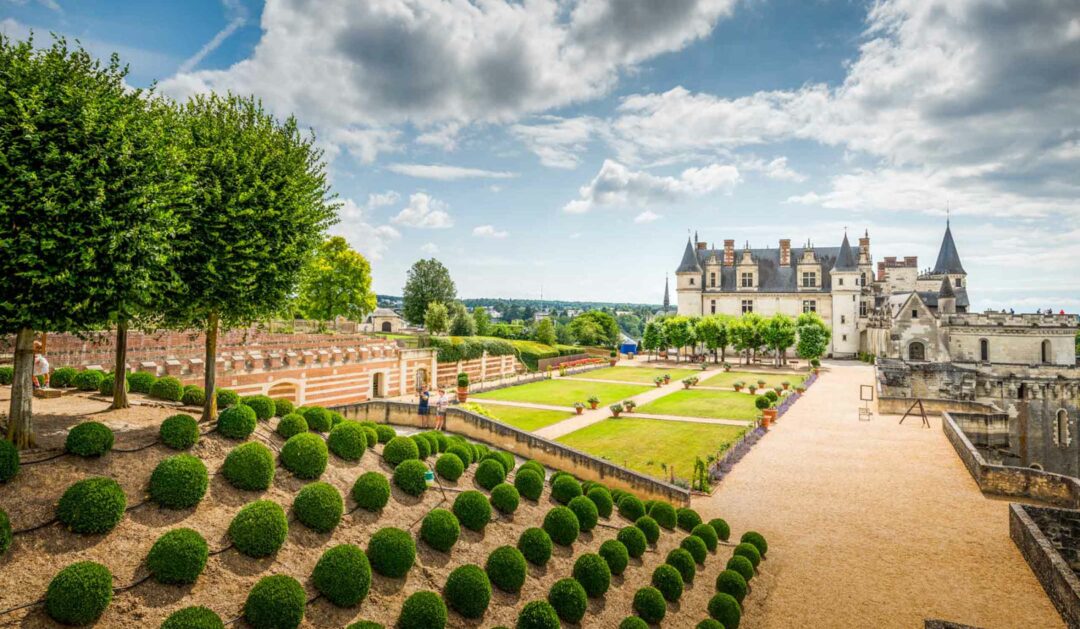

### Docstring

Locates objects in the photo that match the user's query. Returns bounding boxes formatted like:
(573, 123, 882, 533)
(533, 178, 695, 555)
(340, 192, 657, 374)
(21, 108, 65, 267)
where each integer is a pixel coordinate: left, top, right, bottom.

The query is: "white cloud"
(420, 242, 439, 255)
(327, 127, 402, 164)
(177, 0, 248, 73)
(563, 159, 740, 213)
(473, 225, 509, 238)
(363, 190, 400, 210)
(330, 198, 401, 260)
(391, 192, 454, 228)
(511, 116, 604, 169)
(634, 210, 662, 223)
(387, 163, 517, 181)
(738, 156, 807, 183)
(415, 123, 463, 151)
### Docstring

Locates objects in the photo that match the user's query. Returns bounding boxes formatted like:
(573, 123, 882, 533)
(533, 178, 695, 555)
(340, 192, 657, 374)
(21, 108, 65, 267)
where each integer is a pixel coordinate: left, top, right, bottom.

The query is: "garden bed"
(473, 379, 650, 408)
(636, 389, 761, 421)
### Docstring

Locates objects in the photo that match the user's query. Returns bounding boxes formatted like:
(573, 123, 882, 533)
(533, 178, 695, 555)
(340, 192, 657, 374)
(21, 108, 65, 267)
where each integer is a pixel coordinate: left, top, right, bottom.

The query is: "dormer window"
(801, 272, 817, 288)
(954, 277, 962, 288)
(740, 272, 753, 288)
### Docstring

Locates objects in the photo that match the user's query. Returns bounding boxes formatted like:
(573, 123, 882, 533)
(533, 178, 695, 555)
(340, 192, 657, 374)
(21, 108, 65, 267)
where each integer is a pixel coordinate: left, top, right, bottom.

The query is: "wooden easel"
(899, 399, 930, 428)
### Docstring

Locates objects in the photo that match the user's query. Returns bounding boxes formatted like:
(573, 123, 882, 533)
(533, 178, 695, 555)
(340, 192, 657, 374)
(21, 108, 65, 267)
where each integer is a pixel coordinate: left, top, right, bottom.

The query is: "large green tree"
(694, 315, 730, 363)
(424, 302, 449, 335)
(402, 258, 456, 325)
(569, 310, 620, 347)
(472, 307, 491, 336)
(534, 318, 557, 346)
(730, 313, 765, 364)
(761, 314, 797, 366)
(663, 317, 695, 362)
(449, 302, 477, 336)
(297, 236, 376, 322)
(796, 312, 832, 362)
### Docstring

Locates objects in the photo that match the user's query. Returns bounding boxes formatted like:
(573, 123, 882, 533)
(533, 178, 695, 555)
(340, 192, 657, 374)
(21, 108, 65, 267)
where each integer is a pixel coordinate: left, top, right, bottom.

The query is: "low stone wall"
(536, 353, 590, 372)
(878, 394, 997, 416)
(942, 412, 1080, 508)
(334, 400, 691, 505)
(1009, 504, 1080, 628)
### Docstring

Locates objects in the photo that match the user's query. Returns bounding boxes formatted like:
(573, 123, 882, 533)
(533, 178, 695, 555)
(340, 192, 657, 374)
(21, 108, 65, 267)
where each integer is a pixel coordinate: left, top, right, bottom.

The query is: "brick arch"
(267, 381, 300, 404)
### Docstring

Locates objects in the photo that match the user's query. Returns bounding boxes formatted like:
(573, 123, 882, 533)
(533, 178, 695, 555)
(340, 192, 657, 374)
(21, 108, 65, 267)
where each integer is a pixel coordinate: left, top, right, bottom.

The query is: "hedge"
(127, 371, 157, 394)
(568, 495, 599, 533)
(150, 376, 184, 402)
(617, 526, 647, 558)
(453, 490, 492, 532)
(444, 564, 491, 619)
(160, 414, 199, 450)
(651, 563, 684, 602)
(147, 528, 208, 584)
(682, 535, 708, 564)
(313, 544, 371, 607)
(97, 372, 127, 396)
(396, 591, 447, 629)
(280, 432, 328, 479)
(486, 545, 527, 593)
(515, 601, 560, 629)
(161, 607, 224, 629)
(692, 523, 719, 552)
(518, 527, 553, 566)
(57, 477, 126, 534)
(216, 388, 240, 408)
(424, 336, 516, 363)
(300, 406, 332, 432)
(676, 507, 703, 531)
(65, 421, 114, 457)
(635, 515, 660, 545)
(293, 482, 344, 533)
(72, 370, 105, 391)
(741, 530, 768, 556)
(648, 501, 677, 530)
(45, 561, 113, 626)
(273, 398, 295, 417)
(0, 507, 11, 558)
(393, 459, 428, 497)
(229, 500, 288, 558)
(367, 527, 415, 578)
(599, 539, 629, 575)
(222, 442, 275, 491)
(276, 413, 308, 440)
(513, 468, 544, 501)
(587, 487, 613, 518)
(352, 472, 390, 511)
(618, 495, 646, 521)
(181, 385, 206, 407)
(716, 569, 748, 603)
(632, 586, 667, 624)
(542, 506, 579, 546)
(572, 552, 611, 598)
(550, 475, 582, 505)
(726, 555, 755, 582)
(0, 439, 17, 483)
(149, 454, 209, 509)
(435, 453, 464, 482)
(666, 547, 696, 583)
(383, 436, 419, 467)
(244, 575, 306, 629)
(51, 366, 78, 388)
(707, 592, 742, 629)
(733, 542, 761, 567)
(216, 404, 257, 440)
(420, 508, 460, 553)
(547, 578, 587, 623)
(490, 483, 520, 514)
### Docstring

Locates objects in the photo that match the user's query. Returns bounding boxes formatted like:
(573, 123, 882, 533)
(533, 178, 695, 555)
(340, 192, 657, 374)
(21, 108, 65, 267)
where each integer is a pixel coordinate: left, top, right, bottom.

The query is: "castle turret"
(937, 276, 956, 315)
(675, 236, 703, 316)
(932, 219, 967, 290)
(829, 233, 860, 357)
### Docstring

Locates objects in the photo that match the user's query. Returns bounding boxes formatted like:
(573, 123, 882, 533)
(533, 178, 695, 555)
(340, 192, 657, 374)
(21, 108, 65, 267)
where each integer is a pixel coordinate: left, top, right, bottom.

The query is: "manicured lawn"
(574, 366, 700, 384)
(636, 389, 760, 421)
(475, 404, 575, 432)
(704, 370, 806, 390)
(473, 379, 651, 408)
(557, 418, 748, 481)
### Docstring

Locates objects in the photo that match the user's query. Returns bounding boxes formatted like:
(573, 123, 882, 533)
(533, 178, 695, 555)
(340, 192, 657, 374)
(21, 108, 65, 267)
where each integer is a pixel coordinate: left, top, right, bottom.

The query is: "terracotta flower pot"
(683, 383, 691, 389)
(782, 383, 789, 390)
(796, 387, 806, 394)
(456, 386, 468, 403)
(589, 402, 598, 410)
(734, 385, 742, 392)
(611, 411, 621, 418)
(663, 377, 671, 384)
(813, 368, 820, 375)
(609, 359, 617, 367)
(575, 407, 584, 415)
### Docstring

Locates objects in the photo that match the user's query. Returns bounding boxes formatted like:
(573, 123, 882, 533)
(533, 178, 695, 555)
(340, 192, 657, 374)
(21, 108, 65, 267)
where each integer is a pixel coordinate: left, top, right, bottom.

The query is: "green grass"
(704, 370, 806, 390)
(473, 379, 651, 408)
(573, 366, 700, 384)
(557, 418, 747, 481)
(470, 404, 575, 432)
(636, 389, 760, 421)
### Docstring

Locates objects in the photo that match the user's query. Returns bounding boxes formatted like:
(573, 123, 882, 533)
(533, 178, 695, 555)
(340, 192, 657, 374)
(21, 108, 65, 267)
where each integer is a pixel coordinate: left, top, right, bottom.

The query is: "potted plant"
(574, 402, 585, 415)
(609, 350, 618, 367)
(622, 400, 636, 413)
(588, 396, 600, 410)
(757, 378, 767, 388)
(756, 395, 775, 427)
(782, 380, 790, 390)
(663, 374, 671, 384)
(722, 362, 731, 372)
(691, 376, 699, 386)
(810, 358, 821, 375)
(456, 372, 470, 403)
(654, 376, 664, 388)
(773, 386, 783, 395)
(609, 403, 623, 418)
(795, 384, 807, 394)
(559, 365, 568, 377)
(682, 377, 694, 390)
(748, 384, 758, 395)
(733, 381, 744, 392)
(700, 361, 708, 371)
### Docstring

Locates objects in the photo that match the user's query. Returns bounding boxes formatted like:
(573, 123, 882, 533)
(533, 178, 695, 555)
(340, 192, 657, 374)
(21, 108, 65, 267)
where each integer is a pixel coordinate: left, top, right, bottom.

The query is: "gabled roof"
(932, 221, 965, 274)
(676, 237, 702, 273)
(831, 233, 858, 272)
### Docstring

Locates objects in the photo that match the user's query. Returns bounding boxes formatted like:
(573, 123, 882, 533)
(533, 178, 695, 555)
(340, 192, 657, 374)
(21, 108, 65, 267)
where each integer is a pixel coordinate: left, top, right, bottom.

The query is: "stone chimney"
(858, 231, 870, 263)
(904, 256, 918, 266)
(723, 240, 735, 266)
(697, 241, 707, 251)
(779, 239, 791, 266)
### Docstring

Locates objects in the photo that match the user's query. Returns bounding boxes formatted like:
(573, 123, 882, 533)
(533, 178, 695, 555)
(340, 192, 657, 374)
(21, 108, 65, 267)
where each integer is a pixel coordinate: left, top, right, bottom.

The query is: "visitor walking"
(32, 341, 49, 389)
(418, 387, 430, 416)
(435, 389, 449, 431)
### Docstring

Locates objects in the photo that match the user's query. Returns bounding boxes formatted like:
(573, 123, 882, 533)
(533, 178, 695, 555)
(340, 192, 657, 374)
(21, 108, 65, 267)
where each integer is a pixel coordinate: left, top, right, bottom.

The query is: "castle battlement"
(943, 313, 1079, 330)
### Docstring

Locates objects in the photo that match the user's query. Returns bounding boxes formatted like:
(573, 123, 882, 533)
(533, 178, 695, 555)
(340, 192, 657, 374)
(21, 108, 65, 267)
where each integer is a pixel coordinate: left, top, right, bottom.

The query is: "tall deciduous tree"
(730, 313, 765, 364)
(694, 316, 726, 363)
(641, 320, 665, 361)
(424, 302, 449, 335)
(449, 302, 476, 336)
(472, 307, 491, 336)
(534, 318, 557, 346)
(663, 317, 695, 362)
(569, 310, 620, 347)
(761, 313, 797, 366)
(297, 236, 376, 322)
(402, 259, 456, 325)
(796, 312, 832, 362)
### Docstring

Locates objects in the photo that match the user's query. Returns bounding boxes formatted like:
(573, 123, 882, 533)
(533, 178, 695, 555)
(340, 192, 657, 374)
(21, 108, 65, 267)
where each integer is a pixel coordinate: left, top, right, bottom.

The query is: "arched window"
(381, 321, 393, 333)
(979, 339, 989, 362)
(1042, 340, 1052, 364)
(1056, 409, 1070, 447)
(371, 373, 385, 399)
(1030, 463, 1044, 471)
(908, 342, 925, 361)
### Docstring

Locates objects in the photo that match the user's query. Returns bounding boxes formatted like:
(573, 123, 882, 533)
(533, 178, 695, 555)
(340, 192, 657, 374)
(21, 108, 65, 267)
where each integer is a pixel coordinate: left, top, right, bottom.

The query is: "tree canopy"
(402, 258, 457, 325)
(424, 302, 450, 335)
(796, 312, 832, 361)
(569, 310, 620, 347)
(534, 318, 557, 346)
(296, 236, 376, 321)
(761, 314, 797, 365)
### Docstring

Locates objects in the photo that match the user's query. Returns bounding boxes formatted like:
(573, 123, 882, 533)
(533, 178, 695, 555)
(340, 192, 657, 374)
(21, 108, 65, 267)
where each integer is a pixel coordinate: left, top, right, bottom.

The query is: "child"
(32, 341, 50, 389)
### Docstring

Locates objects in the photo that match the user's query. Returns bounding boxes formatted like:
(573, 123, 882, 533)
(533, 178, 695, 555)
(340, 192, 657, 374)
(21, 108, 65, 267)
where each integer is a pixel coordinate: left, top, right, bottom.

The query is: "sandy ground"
(695, 361, 1063, 629)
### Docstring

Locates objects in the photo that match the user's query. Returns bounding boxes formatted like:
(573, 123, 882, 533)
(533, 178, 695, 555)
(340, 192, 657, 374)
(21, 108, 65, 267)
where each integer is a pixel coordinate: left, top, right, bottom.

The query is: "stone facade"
(360, 308, 406, 333)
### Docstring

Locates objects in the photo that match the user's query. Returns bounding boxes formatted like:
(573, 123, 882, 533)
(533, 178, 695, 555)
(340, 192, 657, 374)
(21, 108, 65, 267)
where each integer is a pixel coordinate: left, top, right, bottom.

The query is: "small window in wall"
(1055, 409, 1070, 447)
(689, 277, 695, 286)
(979, 338, 989, 362)
(710, 272, 716, 287)
(1042, 339, 1051, 364)
(740, 272, 753, 288)
(908, 342, 925, 361)
(954, 277, 962, 288)
(741, 300, 753, 314)
(838, 278, 844, 286)
(912, 309, 918, 319)
(802, 300, 816, 313)
(710, 300, 716, 314)
(859, 301, 867, 317)
(842, 334, 847, 342)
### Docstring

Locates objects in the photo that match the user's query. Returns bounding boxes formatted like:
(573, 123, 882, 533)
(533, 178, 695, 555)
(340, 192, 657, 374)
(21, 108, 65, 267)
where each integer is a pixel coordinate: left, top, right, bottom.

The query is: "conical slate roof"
(832, 233, 858, 272)
(938, 276, 955, 299)
(676, 237, 702, 273)
(932, 221, 965, 274)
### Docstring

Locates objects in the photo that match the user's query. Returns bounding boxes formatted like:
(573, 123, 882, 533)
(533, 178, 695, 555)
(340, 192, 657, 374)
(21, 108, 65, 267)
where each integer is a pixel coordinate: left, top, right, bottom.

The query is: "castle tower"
(829, 233, 860, 357)
(675, 236, 703, 316)
(932, 219, 967, 290)
(937, 276, 956, 315)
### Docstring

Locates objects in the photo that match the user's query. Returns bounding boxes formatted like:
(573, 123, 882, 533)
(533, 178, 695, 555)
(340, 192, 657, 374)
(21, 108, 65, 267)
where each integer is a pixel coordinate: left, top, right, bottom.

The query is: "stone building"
(360, 307, 406, 333)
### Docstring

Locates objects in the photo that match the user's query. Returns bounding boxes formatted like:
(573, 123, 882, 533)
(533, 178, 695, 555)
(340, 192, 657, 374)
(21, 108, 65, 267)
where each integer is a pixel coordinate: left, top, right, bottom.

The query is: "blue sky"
(4, 0, 1079, 311)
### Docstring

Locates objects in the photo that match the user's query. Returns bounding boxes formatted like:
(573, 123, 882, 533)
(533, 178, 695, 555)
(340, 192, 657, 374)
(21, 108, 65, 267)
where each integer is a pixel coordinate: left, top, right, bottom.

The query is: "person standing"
(435, 389, 449, 431)
(32, 341, 50, 389)
(418, 387, 430, 426)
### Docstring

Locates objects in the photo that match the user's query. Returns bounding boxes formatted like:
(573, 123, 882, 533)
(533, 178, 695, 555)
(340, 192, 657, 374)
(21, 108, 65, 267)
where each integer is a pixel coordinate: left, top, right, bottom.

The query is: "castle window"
(838, 278, 844, 286)
(954, 277, 962, 288)
(689, 277, 695, 286)
(741, 300, 753, 314)
(841, 315, 846, 324)
(801, 272, 817, 288)
(912, 309, 918, 319)
(710, 300, 716, 314)
(859, 301, 867, 317)
(979, 339, 988, 362)
(802, 300, 816, 313)
(710, 272, 716, 287)
(842, 334, 847, 341)
(740, 272, 753, 288)
(908, 342, 925, 361)
(1055, 409, 1070, 447)
(1042, 339, 1051, 364)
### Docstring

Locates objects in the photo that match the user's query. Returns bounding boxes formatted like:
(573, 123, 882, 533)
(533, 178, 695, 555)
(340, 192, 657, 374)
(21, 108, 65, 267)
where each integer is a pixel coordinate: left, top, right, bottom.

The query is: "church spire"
(663, 275, 670, 311)
(932, 220, 965, 274)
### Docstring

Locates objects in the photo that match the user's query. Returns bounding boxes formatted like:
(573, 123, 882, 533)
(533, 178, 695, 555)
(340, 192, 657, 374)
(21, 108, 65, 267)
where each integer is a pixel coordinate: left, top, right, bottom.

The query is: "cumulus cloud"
(738, 156, 807, 183)
(330, 198, 401, 260)
(473, 225, 509, 238)
(563, 159, 740, 213)
(420, 242, 439, 255)
(511, 115, 604, 169)
(634, 210, 662, 223)
(387, 163, 517, 180)
(391, 192, 454, 228)
(363, 190, 400, 210)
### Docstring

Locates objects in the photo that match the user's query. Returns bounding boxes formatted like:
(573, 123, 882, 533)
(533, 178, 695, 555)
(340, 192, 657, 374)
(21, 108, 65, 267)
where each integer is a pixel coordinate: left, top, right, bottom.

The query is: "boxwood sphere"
(632, 586, 667, 624)
(383, 436, 419, 467)
(293, 482, 344, 533)
(244, 575, 306, 629)
(276, 413, 308, 440)
(741, 530, 768, 556)
(617, 525, 647, 558)
(181, 385, 206, 407)
(363, 427, 380, 449)
(72, 370, 105, 391)
(0, 438, 18, 483)
(445, 444, 473, 468)
(50, 366, 78, 389)
(677, 507, 703, 532)
(216, 388, 240, 408)
(733, 542, 761, 567)
(241, 395, 275, 421)
(222, 442, 275, 491)
(346, 622, 384, 629)
(57, 476, 126, 534)
(666, 547, 697, 583)
(609, 488, 626, 504)
(692, 523, 719, 552)
(635, 515, 660, 544)
(547, 578, 587, 623)
(97, 375, 123, 398)
(716, 569, 748, 603)
(682, 535, 708, 564)
(475, 458, 506, 490)
(519, 460, 545, 478)
(396, 591, 447, 629)
(281, 432, 329, 479)
(648, 501, 677, 530)
(550, 475, 582, 505)
(149, 454, 209, 509)
(618, 495, 645, 521)
(161, 606, 224, 629)
(651, 563, 684, 602)
(420, 508, 460, 553)
(352, 472, 390, 511)
(313, 544, 371, 607)
(329, 411, 345, 428)
(542, 506, 579, 546)
(708, 592, 742, 628)
(273, 398, 294, 418)
(453, 490, 492, 532)
(150, 376, 184, 402)
(0, 507, 11, 557)
(45, 561, 113, 626)
(301, 406, 332, 432)
(444, 564, 491, 619)
(435, 452, 464, 481)
(393, 459, 429, 497)
(217, 404, 257, 440)
(586, 487, 613, 518)
(367, 527, 415, 578)
(572, 552, 611, 598)
(567, 495, 599, 532)
(65, 421, 114, 457)
(599, 539, 629, 575)
(229, 500, 288, 558)
(374, 424, 396, 443)
(490, 483, 520, 514)
(726, 555, 755, 582)
(410, 434, 431, 460)
(515, 601, 560, 629)
(485, 545, 527, 593)
(160, 414, 199, 450)
(697, 620, 725, 629)
(619, 617, 649, 629)
(147, 528, 208, 584)
(517, 527, 553, 566)
(513, 468, 544, 501)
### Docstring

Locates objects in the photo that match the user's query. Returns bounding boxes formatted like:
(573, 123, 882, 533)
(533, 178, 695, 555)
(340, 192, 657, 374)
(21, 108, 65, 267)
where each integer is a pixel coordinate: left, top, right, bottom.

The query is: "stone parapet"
(1010, 503, 1080, 628)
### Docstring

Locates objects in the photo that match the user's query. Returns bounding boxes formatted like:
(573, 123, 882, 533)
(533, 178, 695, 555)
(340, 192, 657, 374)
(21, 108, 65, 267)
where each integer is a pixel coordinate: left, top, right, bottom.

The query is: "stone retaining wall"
(1009, 503, 1080, 628)
(879, 395, 998, 416)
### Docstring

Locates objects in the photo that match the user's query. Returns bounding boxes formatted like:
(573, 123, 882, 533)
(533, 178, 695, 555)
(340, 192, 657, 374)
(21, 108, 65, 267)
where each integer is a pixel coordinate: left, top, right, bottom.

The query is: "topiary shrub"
(0, 439, 18, 483)
(300, 406, 332, 432)
(273, 398, 294, 418)
(51, 366, 79, 388)
(444, 564, 491, 619)
(632, 586, 667, 624)
(229, 500, 288, 558)
(547, 578, 587, 623)
(619, 617, 649, 629)
(72, 370, 105, 391)
(244, 575, 305, 629)
(160, 414, 199, 450)
(241, 395, 276, 421)
(692, 523, 719, 552)
(618, 495, 645, 521)
(697, 621, 724, 629)
(635, 515, 660, 545)
(572, 553, 611, 598)
(216, 404, 257, 440)
(550, 475, 582, 504)
(374, 424, 396, 443)
(0, 366, 12, 385)
(475, 458, 506, 490)
(363, 427, 379, 449)
(161, 606, 224, 629)
(726, 555, 755, 582)
(568, 495, 598, 532)
(313, 544, 371, 607)
(420, 508, 460, 553)
(427, 431, 448, 453)
(490, 483, 520, 514)
(393, 459, 428, 497)
(516, 601, 560, 629)
(709, 517, 731, 541)
(396, 591, 446, 629)
(599, 539, 629, 575)
(445, 444, 473, 468)
(542, 506, 579, 546)
(45, 561, 113, 626)
(280, 432, 329, 479)
(586, 487, 613, 518)
(610, 488, 626, 504)
(181, 385, 206, 407)
(147, 528, 208, 584)
(708, 592, 741, 628)
(57, 476, 126, 534)
(485, 545, 527, 593)
(648, 501, 677, 530)
(383, 436, 419, 467)
(682, 535, 708, 564)
(741, 530, 768, 556)
(617, 525, 647, 558)
(0, 507, 11, 558)
(453, 490, 492, 532)
(410, 434, 431, 460)
(716, 569, 748, 603)
(216, 388, 240, 408)
(733, 542, 761, 568)
(352, 472, 390, 511)
(435, 452, 464, 481)
(222, 442, 275, 491)
(651, 563, 684, 602)
(97, 372, 128, 396)
(65, 421, 114, 458)
(329, 410, 345, 428)
(276, 413, 308, 439)
(293, 482, 344, 533)
(666, 547, 696, 583)
(677, 507, 703, 532)
(366, 527, 415, 578)
(514, 468, 544, 501)
(150, 376, 184, 402)
(149, 454, 209, 509)
(518, 527, 553, 566)
(127, 371, 157, 394)
(519, 460, 545, 478)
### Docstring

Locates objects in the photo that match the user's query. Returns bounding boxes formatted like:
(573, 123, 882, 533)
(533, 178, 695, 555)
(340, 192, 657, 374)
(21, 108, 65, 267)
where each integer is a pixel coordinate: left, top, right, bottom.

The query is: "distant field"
(471, 404, 575, 432)
(473, 379, 650, 408)
(704, 370, 806, 390)
(636, 389, 760, 421)
(573, 366, 699, 384)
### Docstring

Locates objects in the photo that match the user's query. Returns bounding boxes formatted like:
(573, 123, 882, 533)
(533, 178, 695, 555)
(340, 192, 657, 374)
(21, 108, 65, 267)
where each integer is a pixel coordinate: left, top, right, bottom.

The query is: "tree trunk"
(111, 320, 129, 409)
(6, 327, 36, 449)
(202, 311, 219, 422)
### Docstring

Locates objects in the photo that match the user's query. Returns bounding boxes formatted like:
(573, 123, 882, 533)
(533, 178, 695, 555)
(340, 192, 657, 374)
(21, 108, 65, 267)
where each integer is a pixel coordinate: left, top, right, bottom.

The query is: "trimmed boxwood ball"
(216, 388, 240, 408)
(619, 617, 649, 629)
(444, 564, 491, 619)
(293, 482, 344, 533)
(726, 555, 755, 582)
(515, 601, 560, 629)
(367, 527, 416, 578)
(0, 438, 19, 483)
(632, 586, 667, 624)
(397, 591, 447, 629)
(150, 376, 184, 402)
(313, 544, 371, 607)
(635, 515, 660, 544)
(126, 371, 156, 394)
(542, 506, 579, 546)
(147, 528, 208, 584)
(599, 539, 629, 575)
(693, 523, 720, 551)
(741, 530, 768, 556)
(513, 468, 544, 501)
(0, 507, 11, 557)
(161, 606, 224, 629)
(410, 434, 431, 460)
(429, 431, 448, 452)
(301, 406, 332, 432)
(486, 545, 527, 593)
(490, 483, 520, 514)
(181, 385, 206, 407)
(244, 575, 306, 629)
(547, 578, 587, 623)
(329, 410, 345, 428)
(352, 472, 390, 511)
(229, 500, 288, 558)
(346, 622, 384, 629)
(550, 475, 582, 504)
(363, 427, 379, 449)
(374, 424, 396, 443)
(150, 454, 209, 509)
(160, 414, 199, 450)
(568, 495, 598, 532)
(222, 442, 275, 491)
(217, 404, 257, 440)
(446, 444, 473, 468)
(45, 561, 113, 626)
(276, 413, 308, 439)
(651, 563, 684, 602)
(475, 458, 506, 490)
(97, 372, 127, 396)
(648, 501, 677, 530)
(666, 548, 697, 583)
(435, 452, 464, 481)
(617, 525, 647, 558)
(420, 508, 460, 552)
(65, 421, 114, 457)
(519, 460, 544, 478)
(393, 459, 429, 497)
(618, 495, 645, 521)
(72, 369, 105, 391)
(697, 620, 725, 629)
(418, 432, 439, 454)
(517, 527, 552, 566)
(643, 499, 656, 513)
(572, 552, 611, 598)
(453, 490, 492, 532)
(273, 398, 294, 417)
(57, 476, 126, 534)
(241, 395, 276, 421)
(281, 432, 329, 479)
(51, 366, 79, 388)
(383, 436, 419, 467)
(609, 488, 627, 504)
(493, 451, 515, 474)
(716, 569, 748, 603)
(677, 507, 703, 532)
(733, 542, 761, 567)
(682, 535, 708, 564)
(587, 487, 613, 518)
(708, 592, 742, 629)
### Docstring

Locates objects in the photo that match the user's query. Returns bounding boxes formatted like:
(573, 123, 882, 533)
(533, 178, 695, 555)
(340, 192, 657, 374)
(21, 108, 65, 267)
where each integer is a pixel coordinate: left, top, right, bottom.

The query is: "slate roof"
(832, 234, 858, 272)
(680, 244, 846, 293)
(932, 222, 965, 274)
(676, 237, 702, 273)
(938, 276, 955, 299)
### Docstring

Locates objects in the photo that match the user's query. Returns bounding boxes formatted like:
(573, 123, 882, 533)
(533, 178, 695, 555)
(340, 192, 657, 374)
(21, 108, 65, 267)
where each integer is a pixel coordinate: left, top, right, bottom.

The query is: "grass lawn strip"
(702, 370, 806, 390)
(636, 389, 760, 421)
(572, 366, 700, 384)
(473, 378, 650, 408)
(479, 404, 577, 432)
